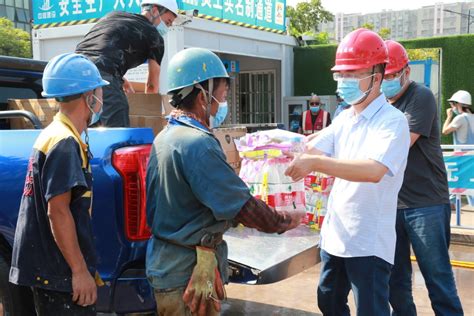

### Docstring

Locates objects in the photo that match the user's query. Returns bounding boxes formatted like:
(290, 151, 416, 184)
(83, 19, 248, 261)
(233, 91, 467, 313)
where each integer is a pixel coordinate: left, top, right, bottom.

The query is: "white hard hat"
(141, 0, 178, 16)
(448, 90, 472, 106)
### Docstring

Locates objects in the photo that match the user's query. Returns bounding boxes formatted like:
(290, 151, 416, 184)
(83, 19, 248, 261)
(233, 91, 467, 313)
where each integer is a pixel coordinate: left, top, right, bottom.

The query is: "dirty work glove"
(182, 246, 225, 316)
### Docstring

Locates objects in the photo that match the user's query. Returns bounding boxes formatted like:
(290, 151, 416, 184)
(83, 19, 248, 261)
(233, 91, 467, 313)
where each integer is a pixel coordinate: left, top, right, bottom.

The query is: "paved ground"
(223, 244, 474, 315)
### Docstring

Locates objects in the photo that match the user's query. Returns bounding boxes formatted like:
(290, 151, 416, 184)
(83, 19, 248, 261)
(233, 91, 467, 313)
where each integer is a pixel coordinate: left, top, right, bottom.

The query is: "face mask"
(336, 74, 375, 105)
(156, 21, 168, 36)
(87, 94, 103, 126)
(381, 72, 404, 98)
(339, 100, 349, 108)
(453, 108, 460, 115)
(210, 96, 228, 128)
(310, 106, 320, 113)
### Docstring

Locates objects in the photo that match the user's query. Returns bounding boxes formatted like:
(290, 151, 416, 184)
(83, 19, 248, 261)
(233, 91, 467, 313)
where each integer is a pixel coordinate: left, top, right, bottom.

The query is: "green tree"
(379, 27, 391, 40)
(360, 22, 374, 30)
(314, 31, 331, 44)
(0, 18, 31, 58)
(407, 48, 440, 62)
(286, 0, 333, 37)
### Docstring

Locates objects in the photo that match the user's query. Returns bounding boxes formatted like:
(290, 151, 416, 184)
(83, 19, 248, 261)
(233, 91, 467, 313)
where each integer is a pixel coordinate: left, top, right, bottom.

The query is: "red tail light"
(112, 145, 152, 241)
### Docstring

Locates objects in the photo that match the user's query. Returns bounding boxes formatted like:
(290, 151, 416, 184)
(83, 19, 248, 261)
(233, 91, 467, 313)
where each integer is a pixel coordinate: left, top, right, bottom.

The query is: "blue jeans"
(389, 204, 463, 316)
(317, 249, 392, 316)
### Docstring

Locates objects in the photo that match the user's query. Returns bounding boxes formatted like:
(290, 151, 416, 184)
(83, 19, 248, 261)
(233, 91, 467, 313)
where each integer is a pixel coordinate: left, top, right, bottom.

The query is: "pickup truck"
(0, 56, 320, 315)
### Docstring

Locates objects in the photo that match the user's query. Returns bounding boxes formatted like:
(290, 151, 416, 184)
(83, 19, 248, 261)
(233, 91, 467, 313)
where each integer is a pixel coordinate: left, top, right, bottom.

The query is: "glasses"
(333, 72, 374, 81)
(384, 68, 406, 81)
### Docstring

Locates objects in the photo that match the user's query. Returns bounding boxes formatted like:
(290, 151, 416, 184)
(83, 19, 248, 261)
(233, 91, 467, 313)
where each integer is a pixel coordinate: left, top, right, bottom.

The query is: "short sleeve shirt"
(76, 11, 164, 78)
(9, 113, 96, 292)
(392, 82, 449, 208)
(313, 94, 410, 264)
(449, 113, 474, 144)
(145, 116, 252, 289)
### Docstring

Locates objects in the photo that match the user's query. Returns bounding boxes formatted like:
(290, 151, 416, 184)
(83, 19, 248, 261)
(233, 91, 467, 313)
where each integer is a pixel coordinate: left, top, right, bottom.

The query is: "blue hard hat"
(42, 53, 109, 98)
(167, 48, 229, 93)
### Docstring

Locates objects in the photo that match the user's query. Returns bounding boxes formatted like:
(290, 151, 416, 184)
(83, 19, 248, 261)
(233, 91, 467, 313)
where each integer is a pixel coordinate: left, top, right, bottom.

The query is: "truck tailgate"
(225, 225, 320, 284)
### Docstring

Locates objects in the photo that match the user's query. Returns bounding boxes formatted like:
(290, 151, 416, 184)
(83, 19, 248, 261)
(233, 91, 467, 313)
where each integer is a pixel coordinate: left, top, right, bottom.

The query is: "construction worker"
(285, 29, 410, 316)
(145, 47, 304, 316)
(9, 53, 108, 315)
(76, 0, 178, 127)
(382, 40, 463, 316)
(298, 93, 331, 135)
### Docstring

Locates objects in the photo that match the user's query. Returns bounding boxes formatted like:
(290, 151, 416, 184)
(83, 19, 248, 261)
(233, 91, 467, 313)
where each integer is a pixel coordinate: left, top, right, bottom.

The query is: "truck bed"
(226, 225, 321, 284)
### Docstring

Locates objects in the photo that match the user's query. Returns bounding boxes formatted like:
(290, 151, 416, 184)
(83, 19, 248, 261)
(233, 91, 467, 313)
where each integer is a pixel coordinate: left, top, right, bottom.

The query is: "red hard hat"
(331, 28, 388, 72)
(384, 40, 409, 75)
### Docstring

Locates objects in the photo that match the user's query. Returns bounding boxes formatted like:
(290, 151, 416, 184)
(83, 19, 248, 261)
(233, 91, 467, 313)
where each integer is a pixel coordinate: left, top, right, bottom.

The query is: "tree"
(299, 31, 331, 45)
(407, 48, 440, 62)
(286, 0, 333, 37)
(314, 31, 331, 44)
(0, 18, 31, 58)
(360, 23, 374, 30)
(379, 27, 391, 40)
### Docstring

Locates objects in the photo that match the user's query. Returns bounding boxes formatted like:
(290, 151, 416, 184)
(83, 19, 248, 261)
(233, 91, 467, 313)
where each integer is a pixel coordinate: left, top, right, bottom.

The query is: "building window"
(6, 0, 13, 6)
(14, 0, 22, 8)
(238, 71, 276, 124)
(5, 5, 14, 20)
(16, 8, 26, 22)
(23, 0, 28, 9)
(0, 6, 7, 17)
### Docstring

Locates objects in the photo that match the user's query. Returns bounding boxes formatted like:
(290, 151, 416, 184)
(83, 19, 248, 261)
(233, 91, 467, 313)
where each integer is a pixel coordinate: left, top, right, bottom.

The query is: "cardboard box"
(127, 93, 166, 135)
(128, 81, 146, 93)
(129, 115, 167, 135)
(8, 99, 59, 129)
(127, 93, 162, 116)
(213, 126, 247, 174)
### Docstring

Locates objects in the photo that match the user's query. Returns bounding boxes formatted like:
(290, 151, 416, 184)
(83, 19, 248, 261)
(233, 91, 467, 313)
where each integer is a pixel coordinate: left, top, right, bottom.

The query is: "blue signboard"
(179, 0, 286, 32)
(444, 153, 474, 194)
(32, 0, 286, 32)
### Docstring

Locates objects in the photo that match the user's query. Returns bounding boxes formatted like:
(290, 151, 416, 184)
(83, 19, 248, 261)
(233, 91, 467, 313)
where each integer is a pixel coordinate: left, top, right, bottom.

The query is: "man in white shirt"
(285, 28, 410, 316)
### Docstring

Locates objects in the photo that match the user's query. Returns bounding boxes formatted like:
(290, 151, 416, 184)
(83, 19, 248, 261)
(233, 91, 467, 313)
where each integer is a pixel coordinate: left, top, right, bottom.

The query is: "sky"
(286, 0, 472, 14)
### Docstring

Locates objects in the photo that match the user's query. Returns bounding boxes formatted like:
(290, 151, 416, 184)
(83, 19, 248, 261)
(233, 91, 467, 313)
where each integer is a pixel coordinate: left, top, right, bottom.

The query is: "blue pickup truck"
(0, 55, 320, 315)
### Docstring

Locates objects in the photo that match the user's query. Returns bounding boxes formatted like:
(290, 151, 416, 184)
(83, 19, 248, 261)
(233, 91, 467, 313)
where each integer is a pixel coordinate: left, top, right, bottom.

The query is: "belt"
(154, 232, 223, 250)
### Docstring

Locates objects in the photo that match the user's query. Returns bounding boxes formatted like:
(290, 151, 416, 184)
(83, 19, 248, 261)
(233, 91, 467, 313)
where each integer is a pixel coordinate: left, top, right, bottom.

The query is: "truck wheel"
(0, 255, 35, 316)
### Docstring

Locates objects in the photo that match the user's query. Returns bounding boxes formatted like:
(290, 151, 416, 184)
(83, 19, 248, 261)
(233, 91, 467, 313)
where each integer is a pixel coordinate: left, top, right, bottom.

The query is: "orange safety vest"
(302, 110, 329, 135)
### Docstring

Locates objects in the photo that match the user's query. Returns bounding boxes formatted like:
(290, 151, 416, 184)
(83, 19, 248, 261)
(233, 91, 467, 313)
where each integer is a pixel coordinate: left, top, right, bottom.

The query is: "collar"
(350, 93, 386, 121)
(168, 112, 213, 135)
(53, 112, 88, 152)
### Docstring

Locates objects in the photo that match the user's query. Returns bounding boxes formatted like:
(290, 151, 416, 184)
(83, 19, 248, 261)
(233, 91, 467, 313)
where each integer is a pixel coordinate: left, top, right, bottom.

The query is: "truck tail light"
(112, 145, 152, 241)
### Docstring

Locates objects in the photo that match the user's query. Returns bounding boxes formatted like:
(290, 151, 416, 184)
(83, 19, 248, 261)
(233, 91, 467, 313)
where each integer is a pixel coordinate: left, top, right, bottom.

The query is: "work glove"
(182, 246, 225, 316)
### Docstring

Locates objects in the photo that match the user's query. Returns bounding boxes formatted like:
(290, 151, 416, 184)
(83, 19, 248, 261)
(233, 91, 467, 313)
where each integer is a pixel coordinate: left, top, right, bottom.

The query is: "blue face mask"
(88, 94, 103, 126)
(210, 97, 228, 128)
(381, 72, 404, 98)
(310, 106, 320, 113)
(338, 100, 349, 108)
(156, 21, 168, 36)
(336, 74, 375, 105)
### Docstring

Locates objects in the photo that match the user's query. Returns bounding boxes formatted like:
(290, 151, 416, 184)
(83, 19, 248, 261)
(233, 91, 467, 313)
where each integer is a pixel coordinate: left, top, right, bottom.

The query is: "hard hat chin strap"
(195, 78, 214, 121)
